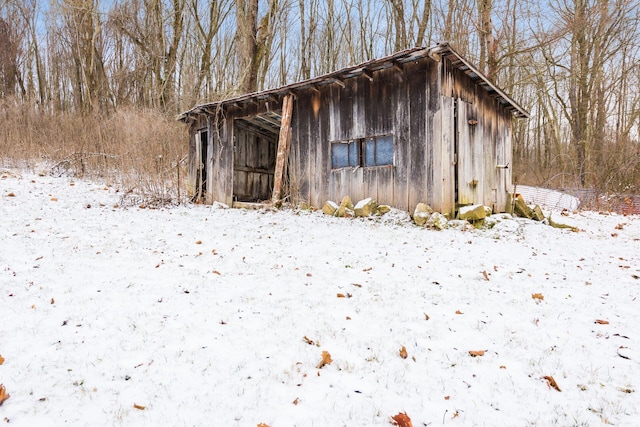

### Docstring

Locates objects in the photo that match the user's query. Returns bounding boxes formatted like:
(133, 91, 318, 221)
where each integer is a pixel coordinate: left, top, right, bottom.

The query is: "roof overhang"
(429, 44, 529, 119)
(177, 43, 529, 122)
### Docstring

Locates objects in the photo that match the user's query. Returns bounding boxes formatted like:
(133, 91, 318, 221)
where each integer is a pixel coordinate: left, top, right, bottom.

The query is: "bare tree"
(0, 16, 19, 97)
(109, 0, 186, 110)
(188, 0, 232, 101)
(236, 0, 279, 93)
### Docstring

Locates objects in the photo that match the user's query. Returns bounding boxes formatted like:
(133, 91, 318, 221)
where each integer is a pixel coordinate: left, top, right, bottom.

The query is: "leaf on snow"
(0, 355, 4, 365)
(532, 293, 544, 300)
(0, 384, 9, 406)
(468, 350, 485, 357)
(316, 351, 333, 369)
(399, 346, 408, 359)
(133, 403, 146, 410)
(543, 375, 562, 392)
(303, 336, 318, 346)
(257, 424, 270, 427)
(391, 412, 413, 427)
(595, 319, 609, 325)
(482, 270, 490, 281)
(455, 310, 463, 315)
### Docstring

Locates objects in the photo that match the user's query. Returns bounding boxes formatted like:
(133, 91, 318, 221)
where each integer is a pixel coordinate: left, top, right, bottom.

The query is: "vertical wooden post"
(272, 94, 294, 207)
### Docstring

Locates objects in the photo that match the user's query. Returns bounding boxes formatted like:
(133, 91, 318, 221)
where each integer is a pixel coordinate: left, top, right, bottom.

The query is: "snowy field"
(1, 169, 639, 427)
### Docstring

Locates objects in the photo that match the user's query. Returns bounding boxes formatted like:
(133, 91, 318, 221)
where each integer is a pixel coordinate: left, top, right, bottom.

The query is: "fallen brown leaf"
(444, 395, 450, 400)
(0, 355, 4, 365)
(399, 346, 408, 359)
(391, 412, 413, 427)
(133, 403, 146, 410)
(424, 313, 430, 321)
(303, 336, 316, 346)
(595, 319, 609, 325)
(50, 298, 55, 305)
(195, 240, 202, 244)
(337, 293, 345, 298)
(482, 270, 490, 281)
(292, 397, 300, 405)
(7, 192, 15, 197)
(317, 351, 332, 369)
(455, 310, 463, 315)
(257, 424, 270, 427)
(532, 293, 544, 300)
(0, 384, 9, 405)
(50, 197, 58, 202)
(543, 375, 561, 391)
(469, 350, 485, 357)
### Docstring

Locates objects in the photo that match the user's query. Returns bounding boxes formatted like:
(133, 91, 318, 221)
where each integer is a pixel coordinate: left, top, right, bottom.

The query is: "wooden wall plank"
(407, 62, 427, 213)
(392, 69, 410, 211)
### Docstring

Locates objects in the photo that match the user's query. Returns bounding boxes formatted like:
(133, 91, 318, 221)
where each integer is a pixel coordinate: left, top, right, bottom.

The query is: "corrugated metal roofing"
(178, 43, 529, 122)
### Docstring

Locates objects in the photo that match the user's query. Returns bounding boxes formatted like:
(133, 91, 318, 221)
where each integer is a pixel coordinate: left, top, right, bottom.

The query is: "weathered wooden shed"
(178, 43, 528, 216)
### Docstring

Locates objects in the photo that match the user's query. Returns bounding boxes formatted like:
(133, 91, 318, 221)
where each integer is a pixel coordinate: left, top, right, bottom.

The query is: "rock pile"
(322, 196, 391, 218)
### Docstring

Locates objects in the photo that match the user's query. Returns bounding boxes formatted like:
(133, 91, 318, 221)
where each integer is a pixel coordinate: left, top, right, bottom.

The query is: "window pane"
(364, 139, 376, 167)
(375, 136, 394, 165)
(331, 143, 349, 168)
(348, 141, 359, 167)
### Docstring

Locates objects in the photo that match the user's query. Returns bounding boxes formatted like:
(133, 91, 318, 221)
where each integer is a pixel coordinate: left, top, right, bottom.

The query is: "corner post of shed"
(271, 93, 294, 207)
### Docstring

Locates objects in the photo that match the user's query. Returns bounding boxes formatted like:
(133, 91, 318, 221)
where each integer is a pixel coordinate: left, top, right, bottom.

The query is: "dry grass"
(0, 100, 188, 206)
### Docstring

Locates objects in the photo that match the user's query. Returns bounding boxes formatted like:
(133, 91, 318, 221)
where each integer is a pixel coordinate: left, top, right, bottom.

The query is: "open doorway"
(195, 128, 208, 201)
(232, 111, 281, 203)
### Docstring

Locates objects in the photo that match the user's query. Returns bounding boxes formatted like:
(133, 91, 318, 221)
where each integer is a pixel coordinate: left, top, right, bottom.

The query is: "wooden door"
(456, 99, 483, 207)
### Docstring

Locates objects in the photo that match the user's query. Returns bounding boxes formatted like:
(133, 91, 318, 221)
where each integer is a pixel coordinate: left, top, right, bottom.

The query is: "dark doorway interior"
(233, 112, 281, 202)
(196, 129, 209, 201)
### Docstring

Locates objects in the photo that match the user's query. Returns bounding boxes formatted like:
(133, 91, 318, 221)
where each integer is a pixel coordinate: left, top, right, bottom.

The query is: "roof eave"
(178, 43, 530, 121)
(430, 43, 530, 119)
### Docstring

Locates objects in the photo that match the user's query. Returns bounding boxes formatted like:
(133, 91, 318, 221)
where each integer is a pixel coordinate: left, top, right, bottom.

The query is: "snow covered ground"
(1, 169, 639, 427)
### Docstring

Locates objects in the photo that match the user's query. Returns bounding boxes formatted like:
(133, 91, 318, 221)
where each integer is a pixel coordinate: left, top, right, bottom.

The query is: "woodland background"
(0, 0, 639, 205)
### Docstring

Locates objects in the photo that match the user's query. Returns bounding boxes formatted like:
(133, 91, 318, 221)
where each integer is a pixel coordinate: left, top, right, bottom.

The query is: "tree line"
(1, 0, 639, 194)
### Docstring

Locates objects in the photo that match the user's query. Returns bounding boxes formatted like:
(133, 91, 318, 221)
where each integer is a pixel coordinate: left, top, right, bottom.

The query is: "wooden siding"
(289, 60, 442, 213)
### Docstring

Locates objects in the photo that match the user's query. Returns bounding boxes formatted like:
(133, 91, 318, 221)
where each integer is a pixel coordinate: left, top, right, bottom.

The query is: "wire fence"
(517, 185, 640, 215)
(516, 185, 580, 211)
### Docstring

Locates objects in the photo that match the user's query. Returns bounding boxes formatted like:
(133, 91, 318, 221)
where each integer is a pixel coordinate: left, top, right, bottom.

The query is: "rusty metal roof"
(178, 43, 529, 122)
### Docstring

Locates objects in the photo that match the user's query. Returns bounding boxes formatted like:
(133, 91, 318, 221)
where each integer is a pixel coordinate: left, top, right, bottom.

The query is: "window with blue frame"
(331, 135, 394, 169)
